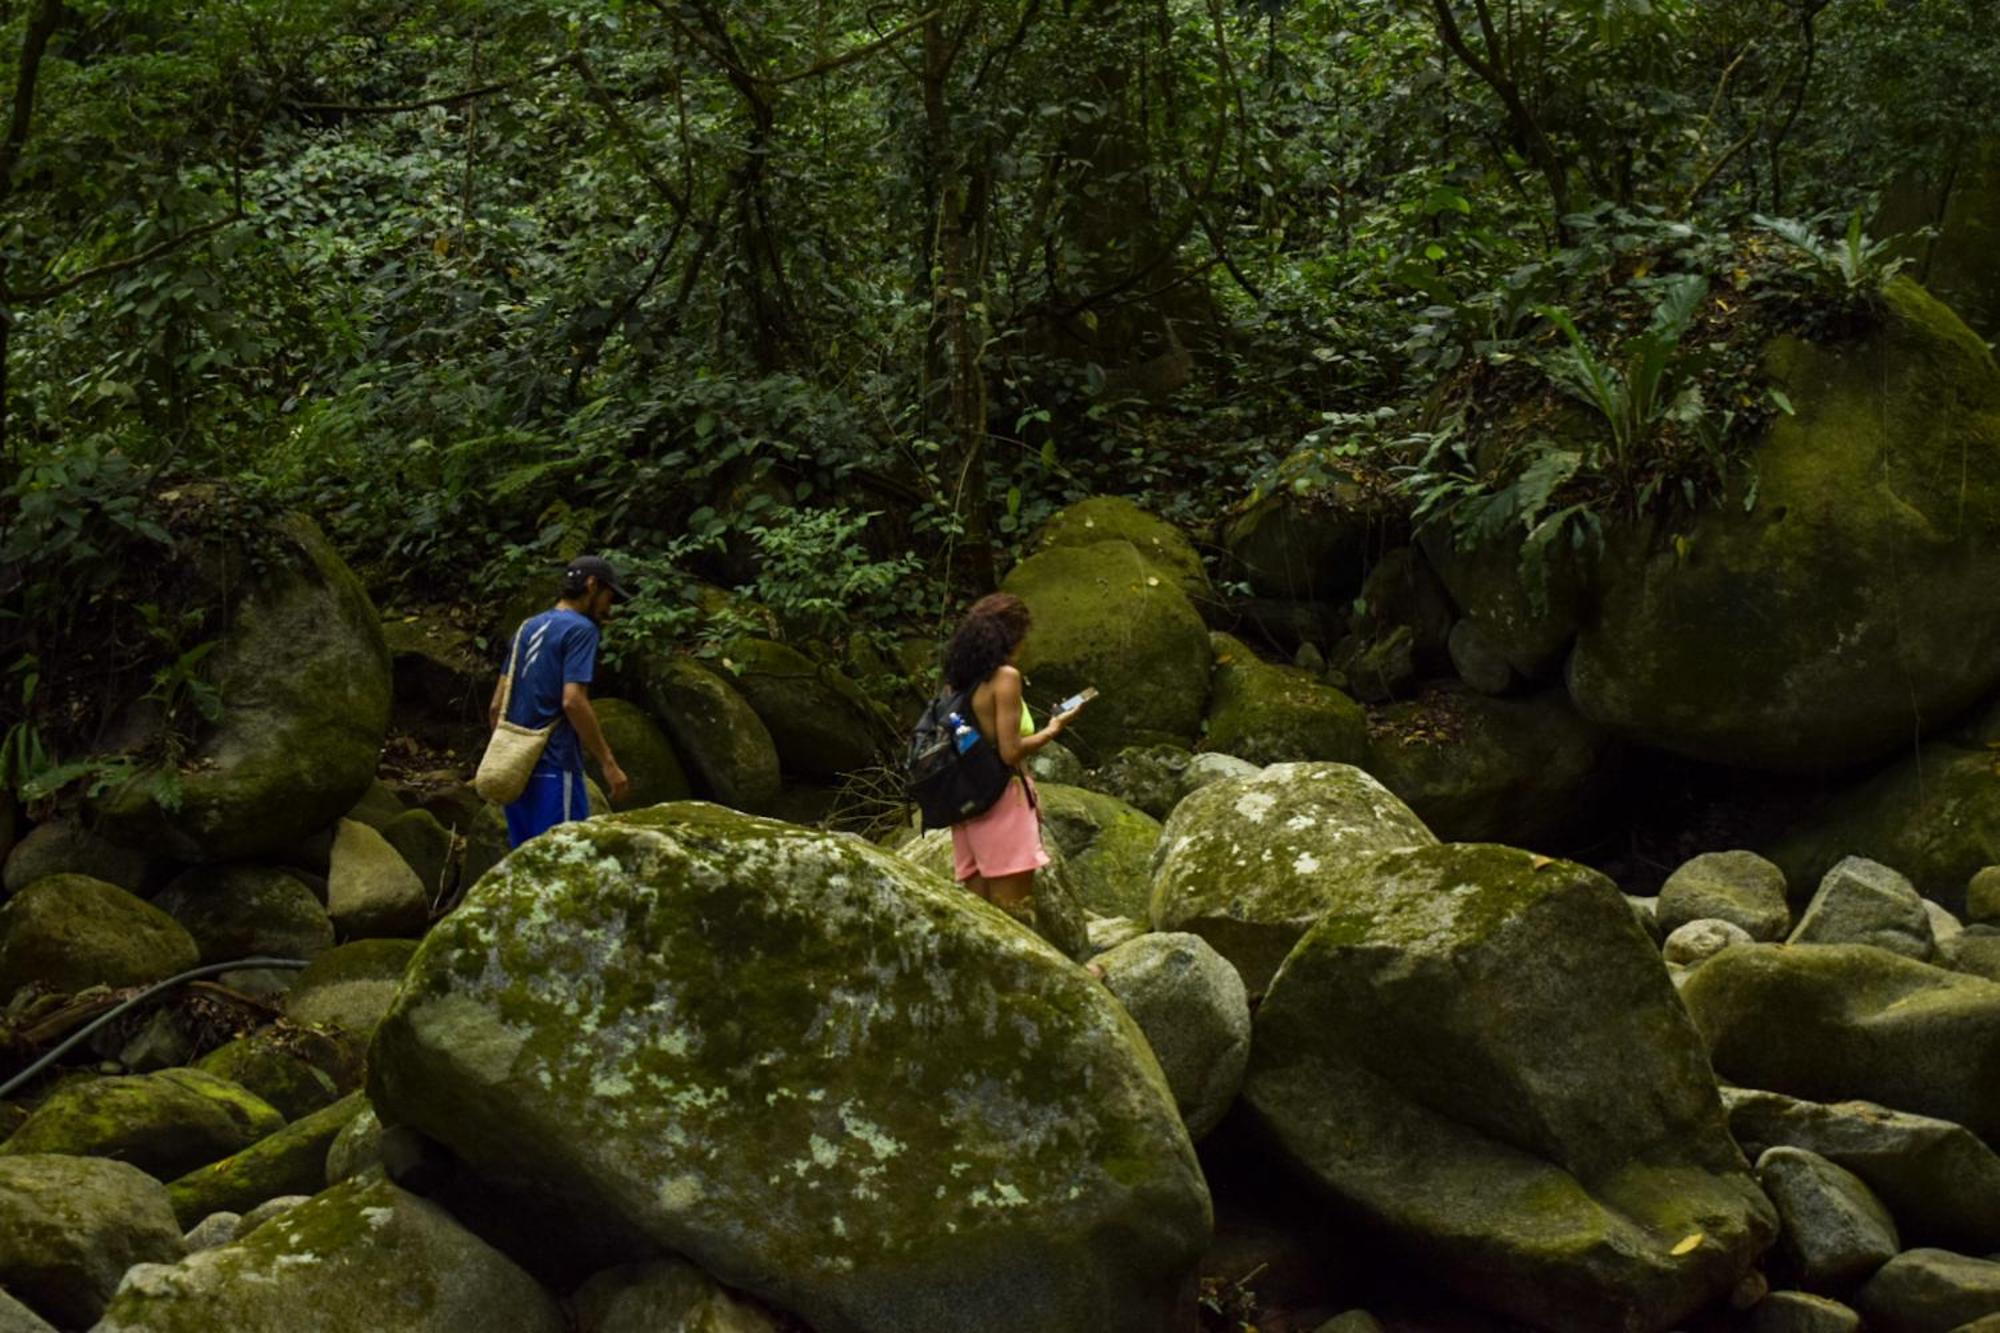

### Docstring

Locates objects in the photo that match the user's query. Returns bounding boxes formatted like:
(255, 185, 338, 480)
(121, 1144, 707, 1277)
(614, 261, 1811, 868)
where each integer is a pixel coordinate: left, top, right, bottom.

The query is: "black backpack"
(906, 687, 1016, 831)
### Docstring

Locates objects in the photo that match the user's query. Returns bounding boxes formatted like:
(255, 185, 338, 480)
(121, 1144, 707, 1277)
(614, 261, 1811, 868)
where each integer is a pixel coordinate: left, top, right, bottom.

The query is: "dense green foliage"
(3, 0, 1996, 797)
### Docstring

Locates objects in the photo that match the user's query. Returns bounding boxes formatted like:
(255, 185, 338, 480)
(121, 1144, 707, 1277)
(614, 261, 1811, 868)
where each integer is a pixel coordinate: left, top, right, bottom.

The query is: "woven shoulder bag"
(473, 622, 556, 803)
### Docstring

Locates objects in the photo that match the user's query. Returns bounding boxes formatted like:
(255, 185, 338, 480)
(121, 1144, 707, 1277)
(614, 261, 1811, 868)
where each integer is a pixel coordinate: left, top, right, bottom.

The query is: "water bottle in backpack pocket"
(906, 689, 1013, 831)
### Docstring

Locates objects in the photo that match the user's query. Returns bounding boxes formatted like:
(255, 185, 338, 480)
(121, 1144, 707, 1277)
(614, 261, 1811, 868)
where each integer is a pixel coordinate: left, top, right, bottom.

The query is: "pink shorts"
(951, 777, 1051, 881)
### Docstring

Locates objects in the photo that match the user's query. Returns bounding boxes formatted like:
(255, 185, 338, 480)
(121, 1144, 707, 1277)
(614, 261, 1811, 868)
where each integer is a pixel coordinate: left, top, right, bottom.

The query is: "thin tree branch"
(7, 213, 243, 304)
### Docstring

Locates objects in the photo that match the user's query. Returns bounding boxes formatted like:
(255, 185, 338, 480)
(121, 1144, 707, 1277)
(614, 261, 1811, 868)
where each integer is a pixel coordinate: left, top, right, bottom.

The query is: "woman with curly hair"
(940, 592, 1088, 930)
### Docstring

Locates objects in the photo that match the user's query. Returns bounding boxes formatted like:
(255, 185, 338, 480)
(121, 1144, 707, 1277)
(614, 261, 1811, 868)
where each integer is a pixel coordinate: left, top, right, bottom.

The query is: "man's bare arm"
(563, 681, 631, 804)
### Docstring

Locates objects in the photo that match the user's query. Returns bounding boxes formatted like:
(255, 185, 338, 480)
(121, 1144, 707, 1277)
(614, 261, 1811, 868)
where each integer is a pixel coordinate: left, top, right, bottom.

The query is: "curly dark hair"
(942, 593, 1032, 692)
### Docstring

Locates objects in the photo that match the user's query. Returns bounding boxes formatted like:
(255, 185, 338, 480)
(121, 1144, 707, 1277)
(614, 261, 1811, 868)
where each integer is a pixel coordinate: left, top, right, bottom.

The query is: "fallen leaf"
(1671, 1232, 1705, 1256)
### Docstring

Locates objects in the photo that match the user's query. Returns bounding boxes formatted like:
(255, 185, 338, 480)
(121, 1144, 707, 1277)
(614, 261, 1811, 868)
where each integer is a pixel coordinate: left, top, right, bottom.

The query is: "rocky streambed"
(7, 274, 2000, 1330)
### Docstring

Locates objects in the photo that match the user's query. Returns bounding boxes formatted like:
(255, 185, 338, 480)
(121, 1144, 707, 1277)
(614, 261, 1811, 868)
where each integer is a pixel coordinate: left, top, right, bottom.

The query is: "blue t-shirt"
(504, 608, 600, 775)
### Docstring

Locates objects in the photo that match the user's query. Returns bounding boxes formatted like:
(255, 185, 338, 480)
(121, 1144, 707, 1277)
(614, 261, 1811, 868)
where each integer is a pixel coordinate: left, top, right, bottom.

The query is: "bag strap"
(496, 621, 528, 722)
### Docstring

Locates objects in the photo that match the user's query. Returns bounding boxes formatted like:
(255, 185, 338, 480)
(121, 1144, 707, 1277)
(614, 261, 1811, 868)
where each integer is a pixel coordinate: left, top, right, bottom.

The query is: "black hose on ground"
(0, 956, 312, 1102)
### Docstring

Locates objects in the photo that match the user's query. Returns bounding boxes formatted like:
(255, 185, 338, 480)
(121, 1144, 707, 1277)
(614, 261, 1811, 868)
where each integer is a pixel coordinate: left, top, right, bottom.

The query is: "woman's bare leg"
(986, 870, 1036, 918)
(962, 873, 991, 903)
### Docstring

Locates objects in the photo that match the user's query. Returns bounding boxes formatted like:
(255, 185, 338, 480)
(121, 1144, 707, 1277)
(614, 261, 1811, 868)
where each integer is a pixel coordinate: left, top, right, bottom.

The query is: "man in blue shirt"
(488, 555, 633, 847)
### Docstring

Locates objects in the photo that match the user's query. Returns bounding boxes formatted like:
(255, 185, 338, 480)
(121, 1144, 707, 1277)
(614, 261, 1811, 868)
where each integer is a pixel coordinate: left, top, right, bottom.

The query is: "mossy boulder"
(1203, 633, 1366, 766)
(1769, 725, 2000, 912)
(283, 939, 420, 1071)
(1682, 944, 2000, 1144)
(1148, 763, 1436, 995)
(380, 807, 454, 902)
(1419, 523, 1590, 682)
(1724, 1087, 2000, 1254)
(326, 818, 428, 940)
(892, 825, 1091, 964)
(1789, 857, 1936, 960)
(368, 803, 1211, 1333)
(0, 1154, 184, 1328)
(1568, 280, 2000, 771)
(324, 1102, 382, 1185)
(166, 1093, 368, 1227)
(719, 639, 888, 780)
(0, 875, 198, 994)
(588, 698, 693, 808)
(634, 654, 782, 812)
(149, 865, 333, 965)
(1219, 456, 1395, 605)
(1658, 851, 1792, 942)
(92, 515, 392, 861)
(1002, 540, 1213, 759)
(1033, 783, 1162, 919)
(1095, 933, 1250, 1141)
(1245, 843, 1776, 1333)
(194, 1032, 341, 1122)
(93, 1175, 567, 1333)
(1854, 1248, 2000, 1333)
(1361, 686, 1608, 845)
(343, 780, 407, 833)
(572, 1258, 785, 1333)
(1030, 497, 1210, 604)
(0, 1069, 284, 1180)
(2, 820, 152, 897)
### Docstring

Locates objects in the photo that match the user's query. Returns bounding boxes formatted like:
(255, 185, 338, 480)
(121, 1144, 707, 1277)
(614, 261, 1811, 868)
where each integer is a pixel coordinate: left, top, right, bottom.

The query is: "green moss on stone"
(589, 698, 694, 808)
(1003, 541, 1212, 760)
(366, 801, 1210, 1333)
(0, 1069, 284, 1180)
(0, 874, 198, 993)
(1030, 497, 1209, 602)
(166, 1092, 366, 1227)
(1570, 278, 2000, 770)
(1204, 632, 1365, 766)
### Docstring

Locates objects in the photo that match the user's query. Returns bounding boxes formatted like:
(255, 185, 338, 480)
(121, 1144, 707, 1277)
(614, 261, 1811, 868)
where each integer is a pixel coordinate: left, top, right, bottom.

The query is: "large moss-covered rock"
(327, 819, 428, 939)
(0, 1154, 184, 1328)
(0, 1069, 284, 1180)
(149, 865, 332, 965)
(1148, 763, 1436, 995)
(1568, 280, 2000, 771)
(2, 820, 152, 897)
(896, 826, 1090, 962)
(1246, 843, 1776, 1333)
(1033, 783, 1162, 919)
(1683, 944, 2000, 1143)
(634, 654, 782, 812)
(1769, 721, 2000, 912)
(194, 1031, 340, 1122)
(166, 1093, 368, 1227)
(1724, 1087, 2000, 1254)
(94, 1174, 566, 1333)
(1203, 633, 1365, 766)
(0, 875, 198, 994)
(369, 803, 1211, 1333)
(720, 639, 888, 780)
(588, 698, 693, 808)
(1362, 686, 1608, 845)
(1031, 497, 1210, 605)
(93, 515, 391, 861)
(1002, 540, 1212, 758)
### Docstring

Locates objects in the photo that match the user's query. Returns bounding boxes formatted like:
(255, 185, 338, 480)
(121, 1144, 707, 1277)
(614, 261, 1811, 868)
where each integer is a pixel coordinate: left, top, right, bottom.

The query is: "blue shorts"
(505, 766, 589, 848)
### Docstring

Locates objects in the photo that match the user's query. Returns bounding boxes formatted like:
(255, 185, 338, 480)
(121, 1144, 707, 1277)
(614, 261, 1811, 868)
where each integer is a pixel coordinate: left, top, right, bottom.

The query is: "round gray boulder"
(1096, 933, 1251, 1140)
(0, 1154, 184, 1327)
(1659, 851, 1792, 942)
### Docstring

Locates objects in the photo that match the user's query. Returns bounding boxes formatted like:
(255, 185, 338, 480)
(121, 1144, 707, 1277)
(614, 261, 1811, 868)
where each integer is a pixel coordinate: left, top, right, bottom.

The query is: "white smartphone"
(1056, 686, 1099, 715)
